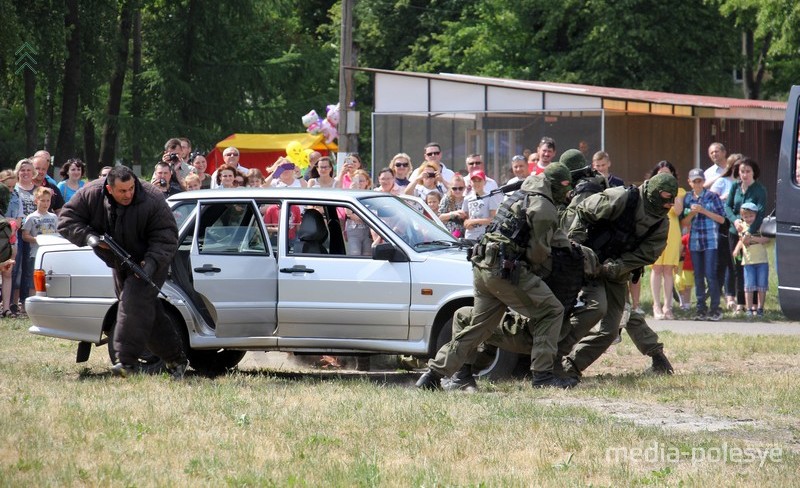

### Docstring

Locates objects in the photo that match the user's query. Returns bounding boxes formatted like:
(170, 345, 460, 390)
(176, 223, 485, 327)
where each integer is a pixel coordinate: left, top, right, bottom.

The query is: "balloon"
(298, 148, 312, 171)
(306, 118, 322, 135)
(285, 141, 304, 167)
(302, 110, 319, 128)
(326, 103, 340, 127)
(321, 119, 338, 143)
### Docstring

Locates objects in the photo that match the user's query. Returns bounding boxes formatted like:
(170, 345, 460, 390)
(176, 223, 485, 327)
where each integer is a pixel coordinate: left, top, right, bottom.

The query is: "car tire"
(187, 349, 246, 377)
(434, 316, 520, 381)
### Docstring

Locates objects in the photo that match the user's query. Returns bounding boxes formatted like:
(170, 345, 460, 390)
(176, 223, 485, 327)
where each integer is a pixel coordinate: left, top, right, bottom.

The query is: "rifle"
(87, 234, 168, 299)
(477, 179, 523, 200)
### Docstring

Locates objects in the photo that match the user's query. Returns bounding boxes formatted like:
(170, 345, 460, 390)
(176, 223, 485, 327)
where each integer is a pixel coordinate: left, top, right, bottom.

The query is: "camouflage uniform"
(417, 164, 575, 389)
(562, 174, 678, 378)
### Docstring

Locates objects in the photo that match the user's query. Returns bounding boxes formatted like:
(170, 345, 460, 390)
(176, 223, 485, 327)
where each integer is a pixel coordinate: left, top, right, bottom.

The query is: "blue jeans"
(691, 249, 720, 313)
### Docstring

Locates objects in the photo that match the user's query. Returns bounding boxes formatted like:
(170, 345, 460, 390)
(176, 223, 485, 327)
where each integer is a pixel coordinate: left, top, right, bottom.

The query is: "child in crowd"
(425, 190, 443, 216)
(184, 173, 202, 191)
(21, 187, 59, 299)
(732, 202, 772, 317)
(681, 168, 726, 321)
(674, 232, 694, 311)
(461, 170, 497, 242)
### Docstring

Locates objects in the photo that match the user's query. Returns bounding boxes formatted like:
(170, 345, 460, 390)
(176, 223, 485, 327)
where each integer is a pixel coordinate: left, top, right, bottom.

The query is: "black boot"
(532, 371, 578, 389)
(415, 369, 444, 390)
(442, 364, 478, 392)
(649, 351, 674, 375)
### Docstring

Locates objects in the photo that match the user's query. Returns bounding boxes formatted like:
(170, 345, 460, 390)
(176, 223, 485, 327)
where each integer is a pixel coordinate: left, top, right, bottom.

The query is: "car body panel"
(27, 188, 474, 357)
(774, 85, 800, 320)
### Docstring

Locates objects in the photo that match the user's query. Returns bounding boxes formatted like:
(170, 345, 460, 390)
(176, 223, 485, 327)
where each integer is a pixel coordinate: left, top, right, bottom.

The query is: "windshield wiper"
(412, 240, 459, 250)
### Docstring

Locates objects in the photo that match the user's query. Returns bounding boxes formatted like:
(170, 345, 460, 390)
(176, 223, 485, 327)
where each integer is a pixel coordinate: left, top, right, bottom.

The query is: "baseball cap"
(740, 202, 760, 212)
(272, 162, 296, 178)
(688, 168, 705, 181)
(469, 170, 486, 181)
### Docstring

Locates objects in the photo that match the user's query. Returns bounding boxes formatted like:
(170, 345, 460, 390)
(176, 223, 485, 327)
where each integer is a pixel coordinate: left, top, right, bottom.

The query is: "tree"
(98, 0, 133, 166)
(54, 0, 81, 166)
(718, 0, 800, 99)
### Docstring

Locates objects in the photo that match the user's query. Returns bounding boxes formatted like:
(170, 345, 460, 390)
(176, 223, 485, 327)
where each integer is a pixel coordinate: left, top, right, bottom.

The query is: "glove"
(580, 245, 601, 279)
(600, 259, 623, 279)
(86, 234, 101, 248)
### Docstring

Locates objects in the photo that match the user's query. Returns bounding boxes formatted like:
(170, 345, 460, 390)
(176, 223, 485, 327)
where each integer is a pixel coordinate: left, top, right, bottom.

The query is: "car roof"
(168, 187, 380, 203)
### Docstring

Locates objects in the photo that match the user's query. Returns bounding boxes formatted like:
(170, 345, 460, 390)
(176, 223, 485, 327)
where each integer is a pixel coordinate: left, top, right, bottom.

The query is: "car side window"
(289, 203, 373, 257)
(197, 201, 268, 255)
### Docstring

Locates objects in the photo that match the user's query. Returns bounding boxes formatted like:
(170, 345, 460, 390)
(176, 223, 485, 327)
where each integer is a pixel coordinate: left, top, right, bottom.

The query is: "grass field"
(2, 315, 798, 487)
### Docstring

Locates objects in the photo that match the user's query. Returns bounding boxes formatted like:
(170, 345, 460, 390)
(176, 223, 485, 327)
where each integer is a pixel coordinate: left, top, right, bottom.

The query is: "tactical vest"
(583, 186, 642, 263)
(485, 189, 533, 252)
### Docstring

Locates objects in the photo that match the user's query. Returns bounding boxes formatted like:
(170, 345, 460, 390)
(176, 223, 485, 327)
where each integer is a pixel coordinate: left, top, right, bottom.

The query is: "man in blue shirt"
(681, 168, 726, 321)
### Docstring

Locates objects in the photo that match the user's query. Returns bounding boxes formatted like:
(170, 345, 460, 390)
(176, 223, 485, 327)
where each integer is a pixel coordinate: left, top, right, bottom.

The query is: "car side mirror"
(372, 242, 408, 262)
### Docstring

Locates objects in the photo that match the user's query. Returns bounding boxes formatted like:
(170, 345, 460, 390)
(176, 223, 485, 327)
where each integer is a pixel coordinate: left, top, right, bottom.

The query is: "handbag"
(760, 209, 776, 237)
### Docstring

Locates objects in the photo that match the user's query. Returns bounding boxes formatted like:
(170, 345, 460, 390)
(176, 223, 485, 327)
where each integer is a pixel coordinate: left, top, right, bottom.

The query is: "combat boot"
(415, 369, 444, 390)
(110, 362, 138, 378)
(165, 360, 189, 381)
(442, 364, 478, 392)
(532, 371, 579, 389)
(649, 351, 674, 375)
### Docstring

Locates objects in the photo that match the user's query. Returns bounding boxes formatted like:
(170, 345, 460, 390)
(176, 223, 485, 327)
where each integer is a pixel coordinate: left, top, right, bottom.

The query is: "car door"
(775, 85, 800, 319)
(189, 199, 278, 338)
(276, 201, 412, 340)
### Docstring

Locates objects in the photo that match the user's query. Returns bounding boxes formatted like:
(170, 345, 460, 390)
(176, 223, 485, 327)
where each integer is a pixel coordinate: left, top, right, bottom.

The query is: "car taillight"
(33, 269, 47, 293)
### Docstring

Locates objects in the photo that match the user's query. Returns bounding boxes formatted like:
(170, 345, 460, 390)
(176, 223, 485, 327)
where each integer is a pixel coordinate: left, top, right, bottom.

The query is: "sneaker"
(707, 310, 723, 322)
(442, 364, 478, 392)
(756, 308, 765, 318)
(110, 362, 138, 378)
(694, 310, 707, 321)
(165, 360, 188, 381)
(532, 371, 578, 389)
(633, 307, 645, 315)
(746, 309, 754, 318)
(649, 351, 674, 375)
(415, 369, 443, 390)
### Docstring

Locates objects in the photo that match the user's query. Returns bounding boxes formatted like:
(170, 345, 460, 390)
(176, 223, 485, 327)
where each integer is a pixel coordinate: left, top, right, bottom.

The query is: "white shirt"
(703, 164, 725, 185)
(210, 163, 250, 188)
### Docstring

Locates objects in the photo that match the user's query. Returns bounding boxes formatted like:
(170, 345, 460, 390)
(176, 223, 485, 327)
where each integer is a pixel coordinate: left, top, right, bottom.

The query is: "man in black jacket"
(58, 166, 187, 379)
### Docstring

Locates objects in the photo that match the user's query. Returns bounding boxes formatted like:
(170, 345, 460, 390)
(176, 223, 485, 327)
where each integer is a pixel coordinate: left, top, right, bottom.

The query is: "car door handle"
(280, 266, 314, 274)
(194, 264, 221, 273)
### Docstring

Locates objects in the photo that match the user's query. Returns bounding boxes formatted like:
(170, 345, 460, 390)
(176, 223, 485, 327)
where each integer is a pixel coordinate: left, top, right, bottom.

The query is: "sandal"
(1, 309, 16, 318)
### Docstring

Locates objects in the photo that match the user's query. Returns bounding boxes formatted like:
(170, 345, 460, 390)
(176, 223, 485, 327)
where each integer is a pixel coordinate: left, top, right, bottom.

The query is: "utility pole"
(337, 0, 355, 164)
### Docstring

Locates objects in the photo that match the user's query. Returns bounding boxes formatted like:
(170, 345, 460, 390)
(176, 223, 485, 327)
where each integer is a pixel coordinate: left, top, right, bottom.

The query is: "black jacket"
(58, 177, 178, 273)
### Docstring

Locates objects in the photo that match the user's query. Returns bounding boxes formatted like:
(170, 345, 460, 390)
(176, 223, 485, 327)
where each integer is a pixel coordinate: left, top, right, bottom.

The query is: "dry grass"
(1, 317, 799, 487)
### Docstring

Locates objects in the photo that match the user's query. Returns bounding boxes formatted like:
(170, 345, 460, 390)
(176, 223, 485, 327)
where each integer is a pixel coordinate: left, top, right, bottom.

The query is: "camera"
(157, 178, 168, 187)
(168, 153, 179, 163)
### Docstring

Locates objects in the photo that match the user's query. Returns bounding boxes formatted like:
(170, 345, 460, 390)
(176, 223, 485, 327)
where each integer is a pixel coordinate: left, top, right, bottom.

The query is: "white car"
(27, 188, 515, 376)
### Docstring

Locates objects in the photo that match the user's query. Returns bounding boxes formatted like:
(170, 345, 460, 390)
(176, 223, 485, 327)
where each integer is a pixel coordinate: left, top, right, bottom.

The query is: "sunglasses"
(451, 186, 465, 191)
(394, 162, 409, 167)
(426, 151, 441, 156)
(467, 161, 482, 166)
(224, 153, 239, 157)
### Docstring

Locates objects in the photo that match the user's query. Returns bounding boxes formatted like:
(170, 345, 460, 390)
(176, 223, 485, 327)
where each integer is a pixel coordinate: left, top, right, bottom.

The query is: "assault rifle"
(477, 179, 523, 200)
(87, 233, 168, 299)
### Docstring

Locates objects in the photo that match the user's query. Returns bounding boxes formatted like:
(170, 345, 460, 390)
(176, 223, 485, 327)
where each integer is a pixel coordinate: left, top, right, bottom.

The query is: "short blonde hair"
(34, 186, 53, 199)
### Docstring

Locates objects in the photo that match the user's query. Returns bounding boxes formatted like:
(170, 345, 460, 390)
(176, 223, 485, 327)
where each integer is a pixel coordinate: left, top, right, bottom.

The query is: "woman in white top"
(389, 153, 413, 193)
(266, 158, 306, 188)
(374, 167, 400, 195)
(308, 156, 338, 188)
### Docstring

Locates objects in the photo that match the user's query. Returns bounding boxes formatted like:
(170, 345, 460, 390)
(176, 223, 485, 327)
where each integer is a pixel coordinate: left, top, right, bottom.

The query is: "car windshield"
(359, 194, 460, 251)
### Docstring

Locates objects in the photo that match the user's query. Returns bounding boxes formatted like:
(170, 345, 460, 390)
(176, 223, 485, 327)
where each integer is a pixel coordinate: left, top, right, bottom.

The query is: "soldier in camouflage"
(416, 163, 578, 391)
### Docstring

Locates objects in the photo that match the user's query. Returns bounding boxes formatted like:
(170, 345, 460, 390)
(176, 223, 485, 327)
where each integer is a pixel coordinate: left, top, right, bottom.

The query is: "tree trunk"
(83, 116, 98, 176)
(55, 0, 81, 167)
(23, 68, 37, 155)
(98, 0, 133, 166)
(130, 6, 142, 167)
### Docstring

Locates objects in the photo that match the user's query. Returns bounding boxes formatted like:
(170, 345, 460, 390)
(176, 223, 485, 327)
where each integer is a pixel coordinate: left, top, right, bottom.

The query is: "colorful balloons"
(301, 103, 340, 143)
(285, 141, 305, 169)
